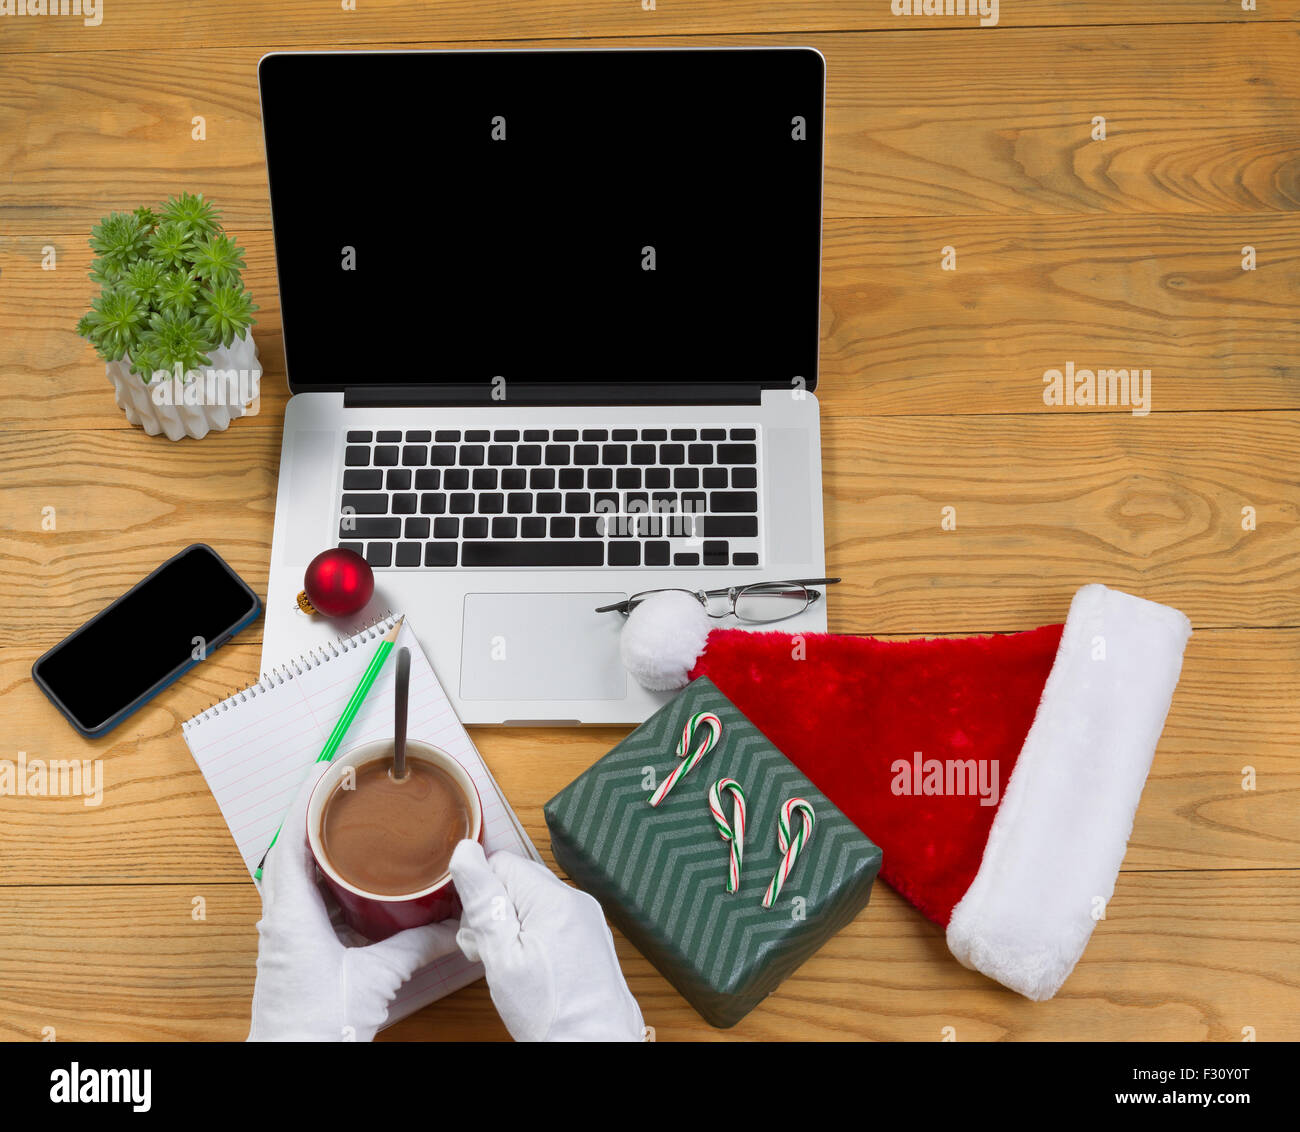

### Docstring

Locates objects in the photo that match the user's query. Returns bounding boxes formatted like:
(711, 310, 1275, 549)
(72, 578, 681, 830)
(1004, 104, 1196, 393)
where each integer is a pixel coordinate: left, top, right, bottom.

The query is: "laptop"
(257, 47, 829, 724)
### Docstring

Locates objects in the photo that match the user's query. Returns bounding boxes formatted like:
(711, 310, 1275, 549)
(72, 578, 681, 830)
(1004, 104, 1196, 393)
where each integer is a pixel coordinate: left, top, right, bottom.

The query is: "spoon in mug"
(392, 646, 411, 782)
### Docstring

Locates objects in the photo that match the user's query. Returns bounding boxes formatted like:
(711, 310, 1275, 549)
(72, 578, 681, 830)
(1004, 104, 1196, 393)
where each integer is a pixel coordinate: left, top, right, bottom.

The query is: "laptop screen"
(259, 49, 825, 395)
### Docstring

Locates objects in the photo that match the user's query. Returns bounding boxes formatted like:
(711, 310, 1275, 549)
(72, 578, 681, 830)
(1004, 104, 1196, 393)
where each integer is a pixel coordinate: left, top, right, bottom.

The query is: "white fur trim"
(946, 584, 1192, 1000)
(620, 590, 713, 691)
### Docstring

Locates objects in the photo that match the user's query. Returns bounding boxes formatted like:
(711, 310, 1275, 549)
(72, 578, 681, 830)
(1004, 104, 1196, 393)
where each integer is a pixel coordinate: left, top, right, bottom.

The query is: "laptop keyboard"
(335, 427, 761, 568)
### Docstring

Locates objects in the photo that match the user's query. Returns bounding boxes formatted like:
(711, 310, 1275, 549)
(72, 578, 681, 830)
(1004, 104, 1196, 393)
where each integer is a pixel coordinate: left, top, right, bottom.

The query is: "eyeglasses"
(595, 578, 840, 623)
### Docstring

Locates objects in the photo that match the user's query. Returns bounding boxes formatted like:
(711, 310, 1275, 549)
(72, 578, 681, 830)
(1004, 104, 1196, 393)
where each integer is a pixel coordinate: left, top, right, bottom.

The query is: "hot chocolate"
(319, 755, 470, 897)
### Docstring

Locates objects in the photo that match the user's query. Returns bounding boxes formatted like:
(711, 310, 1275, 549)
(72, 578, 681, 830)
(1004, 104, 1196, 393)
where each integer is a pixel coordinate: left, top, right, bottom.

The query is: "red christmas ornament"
(297, 548, 374, 617)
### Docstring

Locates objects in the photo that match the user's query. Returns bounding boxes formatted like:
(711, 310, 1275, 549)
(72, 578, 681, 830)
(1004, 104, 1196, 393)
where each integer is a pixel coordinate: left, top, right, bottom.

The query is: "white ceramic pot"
(107, 331, 262, 441)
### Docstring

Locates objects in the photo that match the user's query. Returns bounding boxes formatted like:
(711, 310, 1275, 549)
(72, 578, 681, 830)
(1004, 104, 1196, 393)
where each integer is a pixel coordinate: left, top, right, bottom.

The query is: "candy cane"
(761, 798, 816, 908)
(647, 711, 723, 807)
(708, 778, 747, 893)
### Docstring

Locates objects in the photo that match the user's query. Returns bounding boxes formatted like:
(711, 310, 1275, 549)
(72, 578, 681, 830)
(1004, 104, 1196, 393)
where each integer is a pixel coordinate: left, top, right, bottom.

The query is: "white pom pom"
(620, 590, 712, 691)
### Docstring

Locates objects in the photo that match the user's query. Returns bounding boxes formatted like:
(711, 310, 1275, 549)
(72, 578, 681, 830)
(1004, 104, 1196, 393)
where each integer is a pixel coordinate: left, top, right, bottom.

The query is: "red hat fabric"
(620, 584, 1191, 1000)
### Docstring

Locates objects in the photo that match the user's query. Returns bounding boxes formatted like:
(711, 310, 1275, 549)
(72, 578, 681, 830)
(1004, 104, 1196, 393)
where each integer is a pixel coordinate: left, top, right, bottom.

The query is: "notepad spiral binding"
(181, 611, 398, 731)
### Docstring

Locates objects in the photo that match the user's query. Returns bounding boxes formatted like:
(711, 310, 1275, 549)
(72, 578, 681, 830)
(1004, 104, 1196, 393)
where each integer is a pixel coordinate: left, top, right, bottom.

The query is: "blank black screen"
(259, 49, 825, 391)
(34, 547, 259, 731)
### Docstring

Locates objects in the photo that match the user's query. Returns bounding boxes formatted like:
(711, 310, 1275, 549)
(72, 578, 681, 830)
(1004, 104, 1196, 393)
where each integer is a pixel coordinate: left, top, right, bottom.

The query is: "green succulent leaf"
(190, 233, 247, 287)
(80, 286, 149, 363)
(147, 220, 197, 271)
(131, 308, 214, 380)
(132, 205, 159, 232)
(87, 212, 149, 278)
(197, 282, 258, 348)
(156, 268, 201, 316)
(158, 191, 222, 239)
(121, 258, 167, 305)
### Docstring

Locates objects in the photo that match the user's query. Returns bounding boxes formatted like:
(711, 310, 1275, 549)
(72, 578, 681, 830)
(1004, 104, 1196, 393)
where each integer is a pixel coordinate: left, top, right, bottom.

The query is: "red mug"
(306, 738, 484, 942)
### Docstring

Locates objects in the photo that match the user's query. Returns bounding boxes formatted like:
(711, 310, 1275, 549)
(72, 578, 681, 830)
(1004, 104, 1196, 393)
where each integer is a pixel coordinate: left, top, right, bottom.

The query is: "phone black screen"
(33, 545, 260, 734)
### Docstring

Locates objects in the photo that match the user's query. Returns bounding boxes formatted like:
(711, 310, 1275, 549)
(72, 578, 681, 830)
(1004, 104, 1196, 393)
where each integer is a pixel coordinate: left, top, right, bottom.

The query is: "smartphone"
(32, 544, 262, 738)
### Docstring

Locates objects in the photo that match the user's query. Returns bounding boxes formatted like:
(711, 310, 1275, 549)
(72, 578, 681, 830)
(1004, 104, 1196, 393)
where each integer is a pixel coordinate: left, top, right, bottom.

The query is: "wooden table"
(1, 2, 1296, 1042)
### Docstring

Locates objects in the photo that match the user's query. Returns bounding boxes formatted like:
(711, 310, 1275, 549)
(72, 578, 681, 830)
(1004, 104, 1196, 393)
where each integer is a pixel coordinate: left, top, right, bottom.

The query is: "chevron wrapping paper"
(545, 677, 883, 1028)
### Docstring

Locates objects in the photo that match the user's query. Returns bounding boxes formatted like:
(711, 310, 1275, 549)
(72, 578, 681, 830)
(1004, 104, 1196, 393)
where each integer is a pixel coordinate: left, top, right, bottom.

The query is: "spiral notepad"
(181, 613, 539, 1025)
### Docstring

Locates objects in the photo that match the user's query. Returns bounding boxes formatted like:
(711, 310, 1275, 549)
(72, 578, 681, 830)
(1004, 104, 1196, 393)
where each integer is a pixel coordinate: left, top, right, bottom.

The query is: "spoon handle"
(393, 646, 411, 780)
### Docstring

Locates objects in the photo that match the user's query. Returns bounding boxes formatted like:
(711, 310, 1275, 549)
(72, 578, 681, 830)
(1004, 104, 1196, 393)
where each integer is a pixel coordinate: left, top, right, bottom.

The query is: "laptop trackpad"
(459, 593, 627, 701)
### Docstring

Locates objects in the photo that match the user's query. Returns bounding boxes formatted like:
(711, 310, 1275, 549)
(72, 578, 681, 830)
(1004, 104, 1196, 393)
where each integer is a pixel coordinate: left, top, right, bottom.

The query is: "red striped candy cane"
(761, 797, 816, 908)
(708, 777, 747, 893)
(647, 711, 723, 807)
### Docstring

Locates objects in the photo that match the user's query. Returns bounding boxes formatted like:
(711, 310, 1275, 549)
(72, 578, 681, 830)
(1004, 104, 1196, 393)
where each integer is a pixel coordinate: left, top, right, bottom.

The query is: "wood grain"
(0, 873, 1292, 1042)
(3, 24, 1300, 235)
(0, 1, 1294, 57)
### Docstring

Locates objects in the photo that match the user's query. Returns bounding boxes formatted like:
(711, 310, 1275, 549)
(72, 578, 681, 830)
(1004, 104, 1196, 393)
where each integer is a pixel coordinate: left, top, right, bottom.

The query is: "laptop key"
(710, 492, 758, 513)
(373, 446, 399, 466)
(488, 445, 513, 466)
(501, 468, 527, 490)
(601, 444, 628, 465)
(698, 516, 758, 537)
(434, 517, 459, 538)
(449, 493, 475, 514)
(579, 516, 604, 538)
(674, 468, 699, 488)
(645, 541, 670, 566)
(345, 446, 371, 466)
(338, 540, 364, 555)
(631, 444, 655, 465)
(731, 467, 757, 489)
(479, 493, 505, 515)
(550, 516, 576, 538)
(582, 429, 608, 441)
(703, 541, 729, 566)
(343, 469, 382, 489)
(536, 492, 562, 514)
(612, 429, 637, 441)
(428, 445, 457, 465)
(688, 444, 713, 464)
(544, 444, 570, 465)
(701, 428, 726, 440)
(559, 468, 583, 489)
(391, 494, 417, 515)
(702, 467, 727, 488)
(492, 516, 518, 538)
(587, 467, 613, 489)
(344, 518, 400, 538)
(645, 468, 670, 489)
(552, 429, 579, 442)
(507, 493, 533, 514)
(414, 468, 440, 490)
(616, 468, 641, 488)
(472, 468, 497, 489)
(564, 492, 591, 514)
(434, 429, 460, 443)
(523, 429, 548, 442)
(346, 430, 373, 443)
(377, 431, 402, 442)
(402, 445, 427, 466)
(386, 469, 411, 490)
(733, 551, 759, 566)
(717, 443, 757, 464)
(404, 517, 430, 538)
(516, 445, 542, 466)
(341, 493, 388, 515)
(396, 542, 422, 567)
(730, 428, 756, 440)
(594, 492, 620, 512)
(465, 430, 490, 442)
(460, 445, 485, 466)
(420, 493, 447, 515)
(642, 429, 667, 441)
(521, 516, 547, 538)
(670, 428, 696, 441)
(493, 430, 520, 442)
(443, 468, 470, 490)
(609, 542, 640, 566)
(573, 444, 599, 465)
(462, 542, 604, 567)
(366, 543, 393, 566)
(405, 430, 431, 443)
(463, 517, 489, 538)
(673, 552, 699, 566)
(425, 542, 457, 566)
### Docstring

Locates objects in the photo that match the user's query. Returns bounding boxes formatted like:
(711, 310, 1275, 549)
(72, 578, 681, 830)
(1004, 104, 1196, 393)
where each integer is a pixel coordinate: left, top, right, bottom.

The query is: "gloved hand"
(247, 764, 460, 1042)
(450, 841, 647, 1042)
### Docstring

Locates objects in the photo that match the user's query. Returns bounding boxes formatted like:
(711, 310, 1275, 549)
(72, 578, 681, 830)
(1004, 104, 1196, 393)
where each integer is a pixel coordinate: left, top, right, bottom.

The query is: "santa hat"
(620, 584, 1191, 1001)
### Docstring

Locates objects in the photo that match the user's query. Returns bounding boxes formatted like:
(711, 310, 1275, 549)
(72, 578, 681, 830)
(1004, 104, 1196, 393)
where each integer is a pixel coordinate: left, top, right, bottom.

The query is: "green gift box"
(544, 677, 883, 1028)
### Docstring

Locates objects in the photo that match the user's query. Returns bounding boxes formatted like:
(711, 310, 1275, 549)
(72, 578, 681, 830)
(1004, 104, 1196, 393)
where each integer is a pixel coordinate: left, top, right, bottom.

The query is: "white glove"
(247, 764, 460, 1042)
(450, 841, 647, 1042)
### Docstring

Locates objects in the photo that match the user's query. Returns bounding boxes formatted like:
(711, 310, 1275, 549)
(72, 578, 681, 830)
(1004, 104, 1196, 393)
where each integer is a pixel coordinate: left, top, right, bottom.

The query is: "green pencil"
(253, 616, 404, 881)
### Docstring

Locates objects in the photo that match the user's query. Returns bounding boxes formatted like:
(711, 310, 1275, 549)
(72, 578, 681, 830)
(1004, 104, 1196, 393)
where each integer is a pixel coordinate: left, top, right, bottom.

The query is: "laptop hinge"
(343, 383, 764, 408)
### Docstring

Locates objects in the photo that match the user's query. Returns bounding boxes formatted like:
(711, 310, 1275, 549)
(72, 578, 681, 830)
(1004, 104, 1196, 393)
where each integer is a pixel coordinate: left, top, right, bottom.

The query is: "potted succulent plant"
(76, 192, 261, 441)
